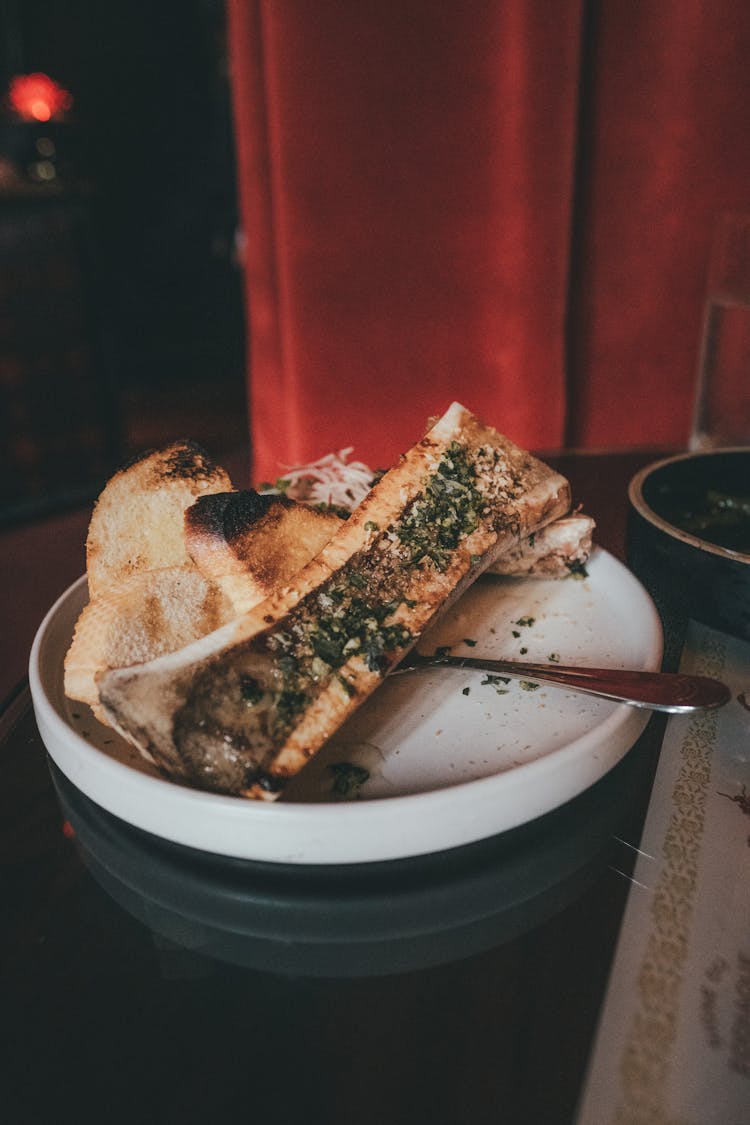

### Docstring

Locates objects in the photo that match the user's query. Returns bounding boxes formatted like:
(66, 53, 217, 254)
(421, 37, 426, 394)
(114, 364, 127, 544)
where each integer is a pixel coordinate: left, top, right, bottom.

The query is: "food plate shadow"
(49, 722, 660, 979)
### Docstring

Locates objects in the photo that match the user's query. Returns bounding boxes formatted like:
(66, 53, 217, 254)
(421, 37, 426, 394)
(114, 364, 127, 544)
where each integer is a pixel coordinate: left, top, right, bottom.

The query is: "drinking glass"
(690, 211, 750, 450)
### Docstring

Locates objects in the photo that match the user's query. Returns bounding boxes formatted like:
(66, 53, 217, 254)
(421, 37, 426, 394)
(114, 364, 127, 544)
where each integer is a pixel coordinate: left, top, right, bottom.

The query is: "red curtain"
(227, 1, 750, 482)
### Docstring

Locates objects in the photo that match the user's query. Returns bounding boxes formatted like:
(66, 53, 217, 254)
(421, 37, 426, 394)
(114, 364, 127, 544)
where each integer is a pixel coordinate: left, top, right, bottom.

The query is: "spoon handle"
(396, 654, 731, 713)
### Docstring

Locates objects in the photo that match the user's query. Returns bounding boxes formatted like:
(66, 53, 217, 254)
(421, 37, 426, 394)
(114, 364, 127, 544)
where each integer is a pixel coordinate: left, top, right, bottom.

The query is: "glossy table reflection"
(1, 449, 671, 1124)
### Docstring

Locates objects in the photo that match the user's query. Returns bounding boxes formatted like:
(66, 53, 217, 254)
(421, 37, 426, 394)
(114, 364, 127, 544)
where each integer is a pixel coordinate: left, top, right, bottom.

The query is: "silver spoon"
(393, 653, 731, 713)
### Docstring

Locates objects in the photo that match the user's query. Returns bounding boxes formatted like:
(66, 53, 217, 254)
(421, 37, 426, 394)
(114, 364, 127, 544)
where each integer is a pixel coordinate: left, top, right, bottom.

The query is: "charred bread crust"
(99, 403, 571, 800)
(115, 439, 223, 481)
(186, 490, 280, 541)
(86, 441, 232, 598)
(185, 490, 341, 613)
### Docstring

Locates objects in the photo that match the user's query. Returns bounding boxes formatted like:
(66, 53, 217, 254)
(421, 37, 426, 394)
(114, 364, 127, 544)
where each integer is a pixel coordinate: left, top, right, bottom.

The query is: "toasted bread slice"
(64, 566, 236, 723)
(487, 513, 595, 577)
(86, 441, 233, 599)
(99, 403, 570, 799)
(185, 490, 340, 614)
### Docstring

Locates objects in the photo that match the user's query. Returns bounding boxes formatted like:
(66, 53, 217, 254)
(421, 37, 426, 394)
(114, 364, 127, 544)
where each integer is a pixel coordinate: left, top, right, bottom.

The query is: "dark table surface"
(0, 447, 675, 1125)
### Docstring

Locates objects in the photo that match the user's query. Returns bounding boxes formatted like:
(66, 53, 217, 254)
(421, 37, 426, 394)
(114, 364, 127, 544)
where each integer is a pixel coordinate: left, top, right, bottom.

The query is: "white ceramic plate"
(29, 549, 662, 864)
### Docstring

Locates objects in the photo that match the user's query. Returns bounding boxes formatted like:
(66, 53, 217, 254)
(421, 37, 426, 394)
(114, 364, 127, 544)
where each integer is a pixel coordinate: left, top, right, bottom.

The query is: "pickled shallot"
(259, 449, 375, 512)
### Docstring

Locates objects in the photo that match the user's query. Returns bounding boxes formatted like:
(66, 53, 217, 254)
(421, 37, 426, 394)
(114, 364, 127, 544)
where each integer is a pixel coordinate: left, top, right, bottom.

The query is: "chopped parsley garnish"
(252, 560, 416, 742)
(315, 502, 352, 519)
(566, 561, 588, 580)
(301, 588, 413, 674)
(329, 762, 370, 797)
(515, 616, 535, 627)
(397, 442, 482, 570)
(519, 681, 540, 692)
(463, 637, 477, 647)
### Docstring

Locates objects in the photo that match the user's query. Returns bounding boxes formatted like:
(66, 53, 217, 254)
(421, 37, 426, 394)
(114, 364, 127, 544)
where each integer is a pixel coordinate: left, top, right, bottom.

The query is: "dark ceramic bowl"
(627, 449, 750, 654)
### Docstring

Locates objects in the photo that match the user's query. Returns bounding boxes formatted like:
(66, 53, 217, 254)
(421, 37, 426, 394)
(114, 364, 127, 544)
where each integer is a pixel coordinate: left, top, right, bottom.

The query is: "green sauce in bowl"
(657, 486, 750, 553)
